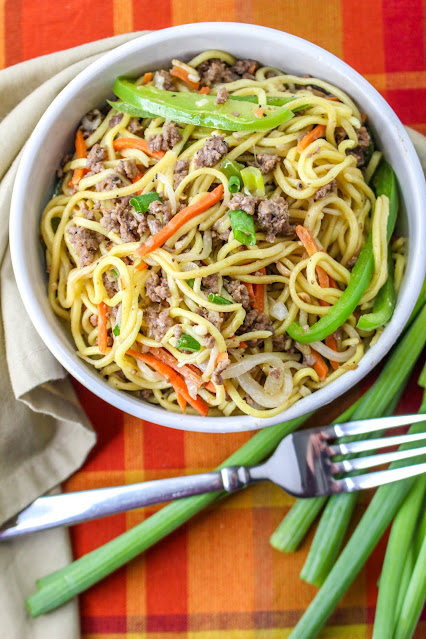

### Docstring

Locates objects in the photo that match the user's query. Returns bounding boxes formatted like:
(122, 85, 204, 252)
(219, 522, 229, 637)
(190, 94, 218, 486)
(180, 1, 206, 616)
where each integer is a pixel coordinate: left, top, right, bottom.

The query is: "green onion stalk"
(287, 355, 426, 639)
(300, 302, 426, 587)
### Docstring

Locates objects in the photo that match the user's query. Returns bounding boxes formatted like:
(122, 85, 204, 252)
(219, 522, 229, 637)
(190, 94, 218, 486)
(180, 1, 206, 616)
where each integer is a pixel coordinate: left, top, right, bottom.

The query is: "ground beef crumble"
(145, 273, 170, 303)
(67, 226, 101, 267)
(202, 273, 219, 294)
(148, 122, 182, 152)
(173, 159, 189, 188)
(214, 86, 229, 105)
(237, 309, 274, 337)
(127, 117, 144, 135)
(228, 193, 259, 216)
(256, 198, 295, 242)
(224, 279, 252, 311)
(251, 153, 280, 174)
(100, 201, 147, 242)
(153, 70, 175, 91)
(86, 144, 107, 174)
(315, 179, 337, 199)
(195, 135, 229, 168)
(146, 306, 173, 342)
(211, 357, 231, 385)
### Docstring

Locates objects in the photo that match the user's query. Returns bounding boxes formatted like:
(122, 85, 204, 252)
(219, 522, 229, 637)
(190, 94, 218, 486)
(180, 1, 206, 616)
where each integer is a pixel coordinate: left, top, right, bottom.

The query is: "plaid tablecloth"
(2, 1, 425, 637)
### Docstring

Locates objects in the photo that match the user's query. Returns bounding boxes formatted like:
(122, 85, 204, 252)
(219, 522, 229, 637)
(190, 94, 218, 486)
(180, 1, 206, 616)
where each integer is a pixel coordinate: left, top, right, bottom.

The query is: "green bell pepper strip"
(357, 253, 396, 331)
(230, 94, 308, 112)
(175, 334, 201, 352)
(107, 99, 154, 119)
(113, 78, 295, 132)
(130, 192, 162, 213)
(286, 160, 399, 343)
(241, 166, 265, 197)
(207, 293, 233, 305)
(229, 209, 257, 246)
(228, 175, 241, 193)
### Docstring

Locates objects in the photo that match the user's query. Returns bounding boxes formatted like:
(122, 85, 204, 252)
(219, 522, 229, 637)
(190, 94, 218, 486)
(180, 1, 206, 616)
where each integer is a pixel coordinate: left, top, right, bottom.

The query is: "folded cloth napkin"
(0, 31, 425, 639)
(0, 31, 146, 639)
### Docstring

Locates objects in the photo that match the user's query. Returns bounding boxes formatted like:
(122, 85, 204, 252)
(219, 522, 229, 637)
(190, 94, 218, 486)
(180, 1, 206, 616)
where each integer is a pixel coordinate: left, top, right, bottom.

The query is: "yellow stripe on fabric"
(113, 0, 133, 35)
(364, 70, 426, 91)
(251, 0, 343, 58)
(0, 0, 5, 70)
(172, 0, 236, 25)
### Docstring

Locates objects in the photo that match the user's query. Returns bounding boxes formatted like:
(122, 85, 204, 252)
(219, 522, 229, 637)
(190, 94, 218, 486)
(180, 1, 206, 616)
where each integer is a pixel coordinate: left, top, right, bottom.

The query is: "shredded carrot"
(176, 392, 187, 413)
(113, 137, 165, 160)
(325, 96, 341, 101)
(131, 169, 143, 183)
(198, 86, 210, 95)
(254, 108, 265, 118)
(296, 225, 333, 289)
(325, 334, 339, 370)
(68, 129, 88, 187)
(297, 124, 327, 152)
(97, 302, 108, 354)
(253, 267, 265, 313)
(137, 184, 224, 256)
(216, 352, 229, 364)
(204, 381, 216, 393)
(170, 66, 200, 90)
(361, 112, 367, 124)
(135, 260, 148, 271)
(150, 349, 203, 388)
(245, 282, 255, 303)
(142, 72, 152, 85)
(128, 350, 209, 416)
(249, 62, 257, 75)
(311, 349, 329, 381)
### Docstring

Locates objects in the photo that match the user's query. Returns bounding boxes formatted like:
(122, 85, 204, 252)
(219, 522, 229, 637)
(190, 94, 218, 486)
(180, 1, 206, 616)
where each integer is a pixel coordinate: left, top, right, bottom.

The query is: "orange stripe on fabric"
(364, 70, 426, 92)
(113, 0, 133, 34)
(251, 0, 343, 58)
(171, 0, 236, 26)
(4, 0, 21, 66)
(342, 0, 385, 74)
(20, 0, 114, 60)
(0, 0, 5, 70)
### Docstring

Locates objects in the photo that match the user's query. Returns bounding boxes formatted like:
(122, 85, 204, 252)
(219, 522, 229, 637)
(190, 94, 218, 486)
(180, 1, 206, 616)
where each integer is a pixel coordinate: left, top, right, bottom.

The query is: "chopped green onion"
(229, 209, 256, 246)
(175, 333, 201, 352)
(207, 293, 233, 305)
(241, 166, 265, 197)
(112, 324, 120, 337)
(111, 269, 119, 278)
(52, 178, 63, 198)
(130, 192, 162, 213)
(220, 158, 244, 180)
(187, 279, 195, 288)
(228, 175, 241, 193)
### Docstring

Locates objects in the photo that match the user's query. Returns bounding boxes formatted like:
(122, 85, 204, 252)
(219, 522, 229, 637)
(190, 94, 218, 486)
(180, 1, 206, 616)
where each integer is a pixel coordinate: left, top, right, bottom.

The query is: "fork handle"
(0, 466, 254, 540)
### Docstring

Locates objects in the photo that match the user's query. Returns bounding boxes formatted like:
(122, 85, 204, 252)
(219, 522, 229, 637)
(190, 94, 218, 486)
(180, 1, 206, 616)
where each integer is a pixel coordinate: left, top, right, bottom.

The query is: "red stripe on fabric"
(383, 0, 425, 72)
(71, 514, 127, 619)
(73, 381, 125, 471)
(386, 88, 426, 124)
(342, 0, 385, 74)
(4, 0, 22, 66)
(142, 420, 185, 470)
(81, 614, 127, 633)
(145, 527, 188, 626)
(20, 0, 113, 61)
(132, 0, 172, 29)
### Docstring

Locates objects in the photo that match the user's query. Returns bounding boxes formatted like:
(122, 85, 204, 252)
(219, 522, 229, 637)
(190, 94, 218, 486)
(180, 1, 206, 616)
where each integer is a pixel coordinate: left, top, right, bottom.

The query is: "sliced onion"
(221, 353, 288, 379)
(136, 359, 164, 382)
(237, 365, 293, 408)
(185, 379, 198, 400)
(310, 341, 357, 362)
(155, 172, 176, 215)
(269, 299, 289, 320)
(264, 368, 283, 394)
(81, 110, 102, 132)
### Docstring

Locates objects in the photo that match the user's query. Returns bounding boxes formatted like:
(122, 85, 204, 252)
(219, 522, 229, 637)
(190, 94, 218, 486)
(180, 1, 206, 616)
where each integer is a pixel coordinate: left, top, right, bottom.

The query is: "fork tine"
(328, 431, 426, 456)
(333, 462, 426, 493)
(331, 446, 426, 474)
(329, 413, 426, 439)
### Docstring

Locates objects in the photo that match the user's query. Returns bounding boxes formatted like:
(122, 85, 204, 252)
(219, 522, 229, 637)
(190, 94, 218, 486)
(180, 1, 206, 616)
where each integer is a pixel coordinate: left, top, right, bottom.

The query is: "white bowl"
(10, 23, 426, 433)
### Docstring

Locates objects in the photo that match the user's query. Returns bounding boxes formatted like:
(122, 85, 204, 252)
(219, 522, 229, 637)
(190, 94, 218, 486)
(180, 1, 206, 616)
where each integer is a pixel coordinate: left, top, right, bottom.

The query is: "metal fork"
(1, 414, 425, 540)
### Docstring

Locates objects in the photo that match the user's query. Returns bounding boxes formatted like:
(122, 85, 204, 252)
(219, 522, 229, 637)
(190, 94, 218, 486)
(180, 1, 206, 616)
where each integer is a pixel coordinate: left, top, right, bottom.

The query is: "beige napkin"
(0, 31, 425, 639)
(0, 32, 146, 639)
